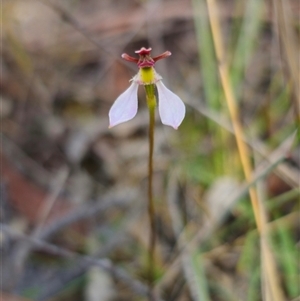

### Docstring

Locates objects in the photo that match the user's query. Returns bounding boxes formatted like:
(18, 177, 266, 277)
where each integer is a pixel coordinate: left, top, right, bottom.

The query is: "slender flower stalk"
(109, 47, 185, 296)
(145, 84, 156, 291)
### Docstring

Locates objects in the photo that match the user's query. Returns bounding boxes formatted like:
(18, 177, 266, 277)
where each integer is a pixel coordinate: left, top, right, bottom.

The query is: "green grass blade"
(230, 0, 264, 97)
(275, 221, 299, 297)
(191, 0, 220, 109)
(190, 250, 211, 301)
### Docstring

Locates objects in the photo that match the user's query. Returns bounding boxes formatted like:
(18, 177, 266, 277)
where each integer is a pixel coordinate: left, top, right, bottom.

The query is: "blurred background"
(1, 0, 299, 300)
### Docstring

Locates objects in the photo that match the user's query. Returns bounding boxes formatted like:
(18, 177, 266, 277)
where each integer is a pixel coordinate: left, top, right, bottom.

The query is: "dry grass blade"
(255, 152, 279, 301)
(206, 0, 286, 300)
(206, 0, 261, 229)
(273, 0, 300, 123)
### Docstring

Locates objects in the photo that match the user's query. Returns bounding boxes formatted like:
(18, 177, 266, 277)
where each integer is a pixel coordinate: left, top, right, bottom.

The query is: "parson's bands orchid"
(109, 47, 185, 129)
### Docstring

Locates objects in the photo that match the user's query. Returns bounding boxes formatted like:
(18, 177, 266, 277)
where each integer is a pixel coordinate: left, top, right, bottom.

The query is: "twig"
(12, 167, 70, 290)
(30, 204, 144, 301)
(39, 193, 136, 240)
(1, 224, 166, 301)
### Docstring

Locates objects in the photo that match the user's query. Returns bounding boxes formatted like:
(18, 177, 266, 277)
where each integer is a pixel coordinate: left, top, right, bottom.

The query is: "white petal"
(156, 81, 185, 129)
(109, 82, 139, 127)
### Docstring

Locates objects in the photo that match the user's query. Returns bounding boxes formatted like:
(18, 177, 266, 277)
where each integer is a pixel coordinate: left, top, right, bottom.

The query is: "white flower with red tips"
(109, 47, 185, 129)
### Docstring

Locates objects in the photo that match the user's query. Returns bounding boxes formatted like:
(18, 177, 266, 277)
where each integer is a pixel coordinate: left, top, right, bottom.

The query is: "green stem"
(145, 84, 156, 296)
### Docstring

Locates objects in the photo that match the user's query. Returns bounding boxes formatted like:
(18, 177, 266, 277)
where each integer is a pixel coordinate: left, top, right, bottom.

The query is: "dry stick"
(21, 205, 147, 300)
(13, 168, 69, 284)
(206, 1, 285, 300)
(1, 224, 167, 301)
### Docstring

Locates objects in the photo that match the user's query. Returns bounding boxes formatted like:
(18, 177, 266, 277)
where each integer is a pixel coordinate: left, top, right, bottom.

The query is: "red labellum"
(121, 47, 172, 68)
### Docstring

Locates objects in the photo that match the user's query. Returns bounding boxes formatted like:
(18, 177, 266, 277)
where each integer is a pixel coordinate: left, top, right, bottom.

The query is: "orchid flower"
(109, 47, 185, 129)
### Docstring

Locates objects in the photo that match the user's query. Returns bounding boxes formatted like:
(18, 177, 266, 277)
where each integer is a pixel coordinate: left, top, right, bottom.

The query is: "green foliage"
(275, 223, 299, 298)
(190, 250, 211, 301)
(183, 0, 299, 300)
(230, 0, 264, 97)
